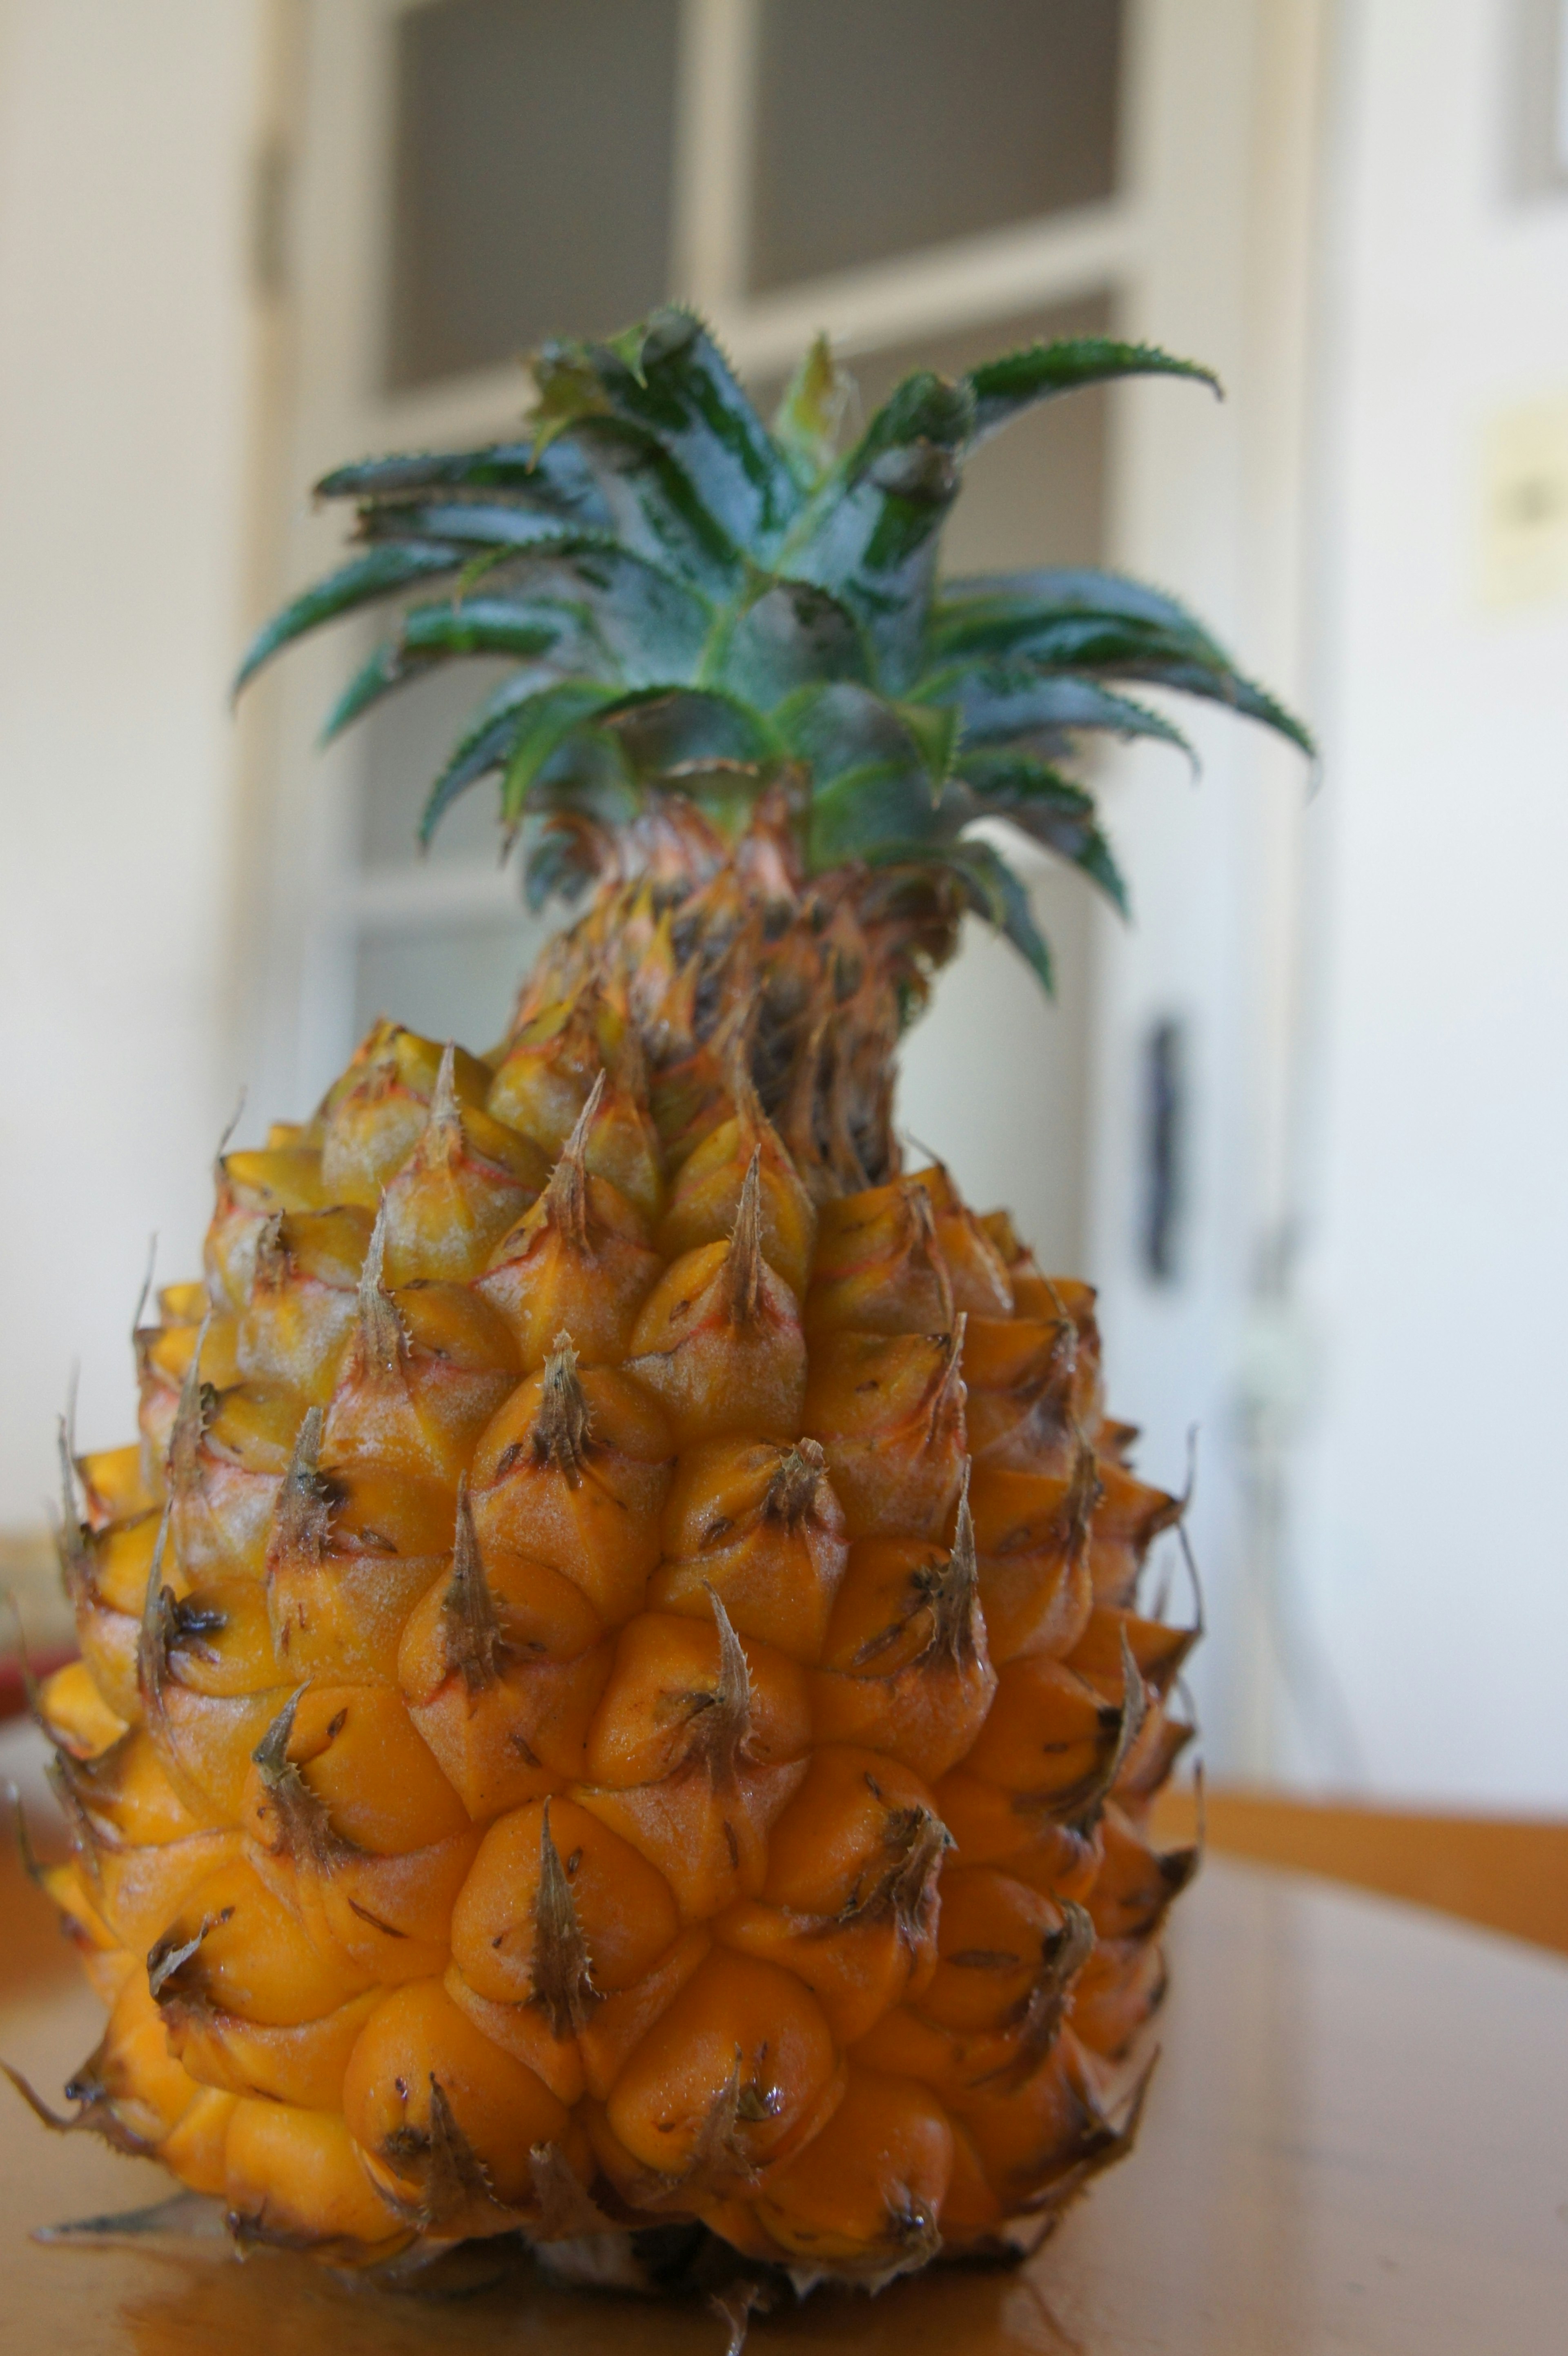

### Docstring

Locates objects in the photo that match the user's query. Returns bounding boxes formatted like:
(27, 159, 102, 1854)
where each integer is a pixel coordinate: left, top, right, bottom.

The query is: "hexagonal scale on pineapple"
(648, 1434, 846, 1662)
(714, 1744, 948, 2043)
(236, 1203, 374, 1399)
(487, 993, 664, 1221)
(341, 1976, 570, 2232)
(243, 1684, 479, 1984)
(379, 1040, 548, 1285)
(811, 1475, 996, 1781)
(265, 1407, 453, 1683)
(918, 1864, 1095, 2056)
(803, 1320, 968, 1541)
(959, 1647, 1129, 1819)
(467, 1340, 673, 1628)
(74, 1439, 156, 1526)
(478, 1075, 664, 1369)
(654, 1067, 818, 1298)
(399, 1481, 612, 1817)
(961, 1308, 1081, 1474)
(596, 1949, 840, 2201)
(34, 1657, 127, 1760)
(625, 1154, 808, 1445)
(753, 2063, 951, 2279)
(805, 1176, 959, 1338)
(575, 1597, 811, 1921)
(223, 2097, 407, 2251)
(137, 1528, 294, 1826)
(1070, 1930, 1170, 2062)
(969, 1440, 1099, 1665)
(319, 1205, 521, 1484)
(317, 1022, 494, 1209)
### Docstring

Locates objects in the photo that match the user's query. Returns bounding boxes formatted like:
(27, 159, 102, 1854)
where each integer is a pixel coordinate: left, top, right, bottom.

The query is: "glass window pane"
(388, 0, 680, 390)
(750, 0, 1123, 293)
(356, 912, 551, 1057)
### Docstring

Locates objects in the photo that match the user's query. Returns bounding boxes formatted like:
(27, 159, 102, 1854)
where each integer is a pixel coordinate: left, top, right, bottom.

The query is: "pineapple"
(13, 312, 1308, 2291)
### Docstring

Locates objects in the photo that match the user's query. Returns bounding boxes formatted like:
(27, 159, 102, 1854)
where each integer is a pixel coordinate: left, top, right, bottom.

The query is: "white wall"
(0, 0, 264, 1521)
(1291, 0, 1568, 1806)
(1076, 0, 1318, 1787)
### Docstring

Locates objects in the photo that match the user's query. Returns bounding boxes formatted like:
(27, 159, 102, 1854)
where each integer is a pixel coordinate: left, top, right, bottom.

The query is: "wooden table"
(2, 1835, 1566, 2354)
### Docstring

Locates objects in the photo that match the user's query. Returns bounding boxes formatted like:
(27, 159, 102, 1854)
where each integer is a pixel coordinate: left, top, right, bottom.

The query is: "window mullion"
(670, 0, 760, 310)
(722, 199, 1138, 380)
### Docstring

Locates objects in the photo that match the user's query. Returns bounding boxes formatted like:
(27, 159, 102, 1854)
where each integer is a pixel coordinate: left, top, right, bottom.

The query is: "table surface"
(2, 1823, 1566, 2354)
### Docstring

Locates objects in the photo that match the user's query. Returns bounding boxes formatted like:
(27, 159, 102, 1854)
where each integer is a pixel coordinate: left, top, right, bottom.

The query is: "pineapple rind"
(33, 834, 1197, 2279)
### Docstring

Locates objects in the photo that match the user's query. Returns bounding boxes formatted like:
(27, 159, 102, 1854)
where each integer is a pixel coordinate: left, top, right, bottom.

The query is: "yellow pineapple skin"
(31, 848, 1196, 2287)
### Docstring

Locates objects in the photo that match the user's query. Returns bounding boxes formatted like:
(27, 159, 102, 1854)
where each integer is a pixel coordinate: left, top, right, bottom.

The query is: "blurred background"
(0, 0, 1565, 1828)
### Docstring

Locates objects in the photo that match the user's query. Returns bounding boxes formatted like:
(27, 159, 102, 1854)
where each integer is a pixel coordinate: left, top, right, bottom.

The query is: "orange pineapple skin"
(34, 973, 1196, 2285)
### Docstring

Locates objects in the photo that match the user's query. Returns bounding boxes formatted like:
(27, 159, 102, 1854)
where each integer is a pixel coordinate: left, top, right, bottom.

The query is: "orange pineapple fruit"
(14, 312, 1307, 2292)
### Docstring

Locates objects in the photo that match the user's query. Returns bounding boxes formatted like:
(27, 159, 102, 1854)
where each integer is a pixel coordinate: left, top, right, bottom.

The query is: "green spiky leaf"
(929, 568, 1315, 758)
(233, 542, 463, 696)
(595, 685, 781, 782)
(772, 335, 851, 485)
(238, 306, 1313, 1004)
(809, 761, 947, 868)
(776, 681, 930, 791)
(321, 602, 566, 741)
(782, 372, 973, 690)
(916, 661, 1196, 760)
(481, 542, 714, 683)
(352, 503, 598, 555)
(942, 837, 1056, 991)
(523, 819, 600, 911)
(965, 337, 1221, 448)
(562, 419, 743, 593)
(316, 437, 606, 519)
(535, 310, 798, 553)
(893, 699, 960, 796)
(416, 674, 559, 843)
(957, 753, 1130, 915)
(490, 681, 626, 842)
(717, 578, 871, 705)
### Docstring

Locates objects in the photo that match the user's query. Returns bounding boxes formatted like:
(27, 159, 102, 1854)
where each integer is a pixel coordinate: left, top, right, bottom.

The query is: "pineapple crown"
(236, 307, 1311, 990)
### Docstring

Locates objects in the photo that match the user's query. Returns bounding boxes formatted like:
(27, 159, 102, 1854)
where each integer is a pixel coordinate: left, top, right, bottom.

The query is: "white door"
(244, 0, 1328, 1776)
